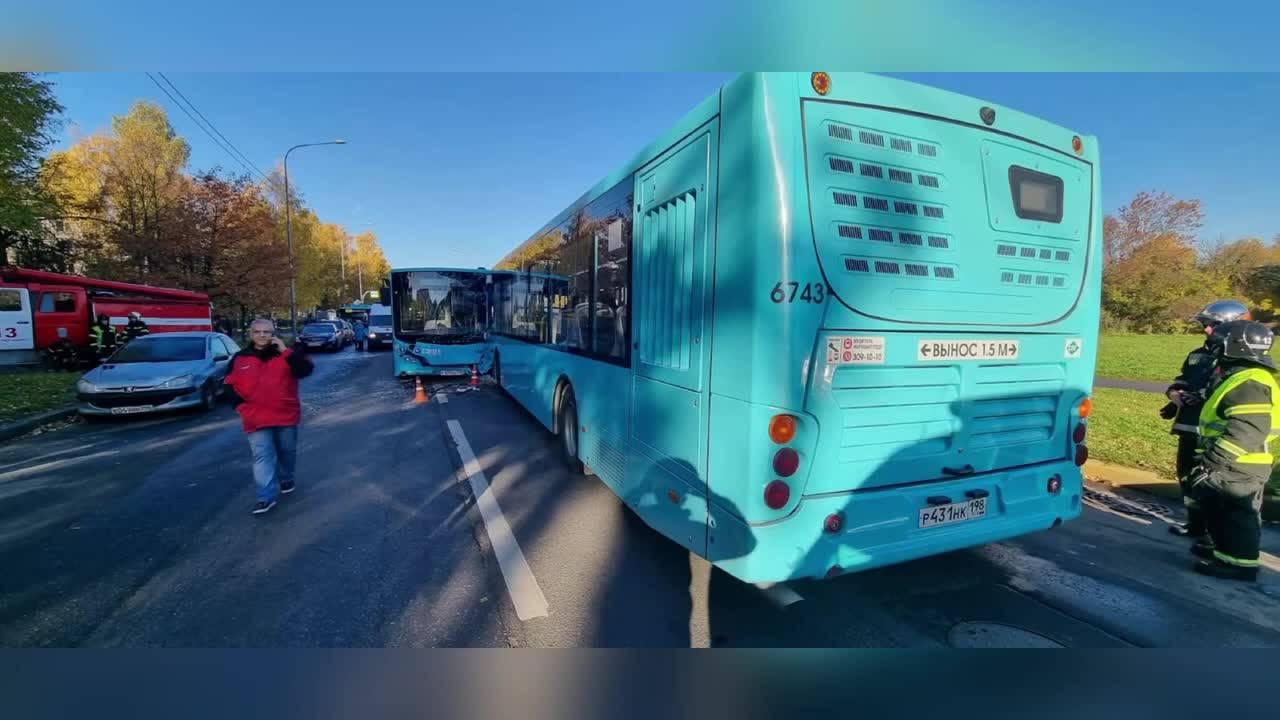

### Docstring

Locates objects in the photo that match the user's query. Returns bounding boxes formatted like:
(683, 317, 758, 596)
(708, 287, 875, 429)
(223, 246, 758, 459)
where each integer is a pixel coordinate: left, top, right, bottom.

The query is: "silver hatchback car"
(76, 332, 241, 417)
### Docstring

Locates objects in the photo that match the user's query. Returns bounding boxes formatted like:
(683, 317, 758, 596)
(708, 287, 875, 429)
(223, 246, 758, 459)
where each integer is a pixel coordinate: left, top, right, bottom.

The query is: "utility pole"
(282, 139, 346, 337)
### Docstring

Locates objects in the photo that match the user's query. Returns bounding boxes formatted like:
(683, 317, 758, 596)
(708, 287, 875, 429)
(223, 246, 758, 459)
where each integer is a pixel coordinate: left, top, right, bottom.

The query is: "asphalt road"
(1, 350, 1278, 647)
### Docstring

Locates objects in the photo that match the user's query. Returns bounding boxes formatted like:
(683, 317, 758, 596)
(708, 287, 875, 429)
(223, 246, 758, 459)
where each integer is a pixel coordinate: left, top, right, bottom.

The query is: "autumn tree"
(1102, 191, 1220, 331)
(0, 72, 65, 269)
(42, 101, 190, 279)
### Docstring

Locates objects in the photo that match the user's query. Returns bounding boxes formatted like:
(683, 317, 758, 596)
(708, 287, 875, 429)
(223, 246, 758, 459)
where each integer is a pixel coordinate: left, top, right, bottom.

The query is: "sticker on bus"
(917, 340, 1019, 362)
(1064, 337, 1084, 359)
(826, 336, 885, 365)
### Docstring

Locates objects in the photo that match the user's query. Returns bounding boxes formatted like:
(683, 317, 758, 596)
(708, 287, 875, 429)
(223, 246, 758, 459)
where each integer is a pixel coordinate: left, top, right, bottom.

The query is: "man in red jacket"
(224, 319, 314, 515)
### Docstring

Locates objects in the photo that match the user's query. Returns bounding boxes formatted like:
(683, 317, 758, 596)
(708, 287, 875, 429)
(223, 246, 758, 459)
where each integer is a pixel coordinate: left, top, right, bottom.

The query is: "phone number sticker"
(827, 336, 885, 365)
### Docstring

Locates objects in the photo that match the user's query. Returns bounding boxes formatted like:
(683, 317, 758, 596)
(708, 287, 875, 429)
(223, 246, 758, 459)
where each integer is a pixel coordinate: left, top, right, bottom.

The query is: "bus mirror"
(378, 285, 390, 306)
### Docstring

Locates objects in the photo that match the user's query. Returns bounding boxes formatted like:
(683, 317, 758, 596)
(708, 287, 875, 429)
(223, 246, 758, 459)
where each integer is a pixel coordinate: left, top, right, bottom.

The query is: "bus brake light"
(1072, 136, 1084, 155)
(773, 448, 800, 477)
(1073, 423, 1087, 444)
(765, 480, 791, 509)
(1074, 444, 1089, 467)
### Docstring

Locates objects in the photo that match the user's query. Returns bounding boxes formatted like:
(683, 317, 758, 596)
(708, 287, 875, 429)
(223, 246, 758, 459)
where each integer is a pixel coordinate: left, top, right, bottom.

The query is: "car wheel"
(200, 381, 217, 412)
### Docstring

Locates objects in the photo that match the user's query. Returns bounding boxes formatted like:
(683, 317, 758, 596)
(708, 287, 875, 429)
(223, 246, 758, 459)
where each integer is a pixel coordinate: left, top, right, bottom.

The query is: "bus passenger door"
(629, 126, 717, 554)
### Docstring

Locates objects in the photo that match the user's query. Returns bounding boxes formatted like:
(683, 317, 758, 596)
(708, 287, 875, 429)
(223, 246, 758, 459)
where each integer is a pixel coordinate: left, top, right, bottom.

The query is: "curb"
(0, 405, 78, 443)
(1084, 459, 1280, 522)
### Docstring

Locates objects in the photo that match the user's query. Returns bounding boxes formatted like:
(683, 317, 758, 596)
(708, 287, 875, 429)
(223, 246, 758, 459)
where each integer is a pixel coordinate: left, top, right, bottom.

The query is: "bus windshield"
(393, 270, 488, 342)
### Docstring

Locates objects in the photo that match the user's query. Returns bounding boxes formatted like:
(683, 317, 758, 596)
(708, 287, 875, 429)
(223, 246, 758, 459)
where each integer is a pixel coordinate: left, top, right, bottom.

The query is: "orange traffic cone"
(470, 364, 479, 388)
(414, 376, 428, 404)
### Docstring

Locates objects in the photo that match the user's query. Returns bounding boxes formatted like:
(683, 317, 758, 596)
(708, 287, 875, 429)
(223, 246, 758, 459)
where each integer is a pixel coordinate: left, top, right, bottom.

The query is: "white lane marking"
(446, 419, 549, 621)
(756, 582, 804, 608)
(435, 393, 449, 404)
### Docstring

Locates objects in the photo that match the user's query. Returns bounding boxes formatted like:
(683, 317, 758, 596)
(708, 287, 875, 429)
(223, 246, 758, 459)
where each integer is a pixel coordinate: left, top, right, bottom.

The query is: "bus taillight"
(1073, 423, 1087, 444)
(1072, 135, 1084, 155)
(1047, 474, 1062, 494)
(768, 414, 797, 444)
(1074, 444, 1089, 467)
(1077, 397, 1092, 419)
(765, 480, 791, 509)
(773, 448, 799, 477)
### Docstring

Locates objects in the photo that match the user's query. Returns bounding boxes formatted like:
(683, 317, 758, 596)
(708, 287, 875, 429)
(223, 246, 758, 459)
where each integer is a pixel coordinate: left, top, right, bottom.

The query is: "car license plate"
(110, 405, 154, 415)
(441, 369, 466, 376)
(918, 497, 987, 528)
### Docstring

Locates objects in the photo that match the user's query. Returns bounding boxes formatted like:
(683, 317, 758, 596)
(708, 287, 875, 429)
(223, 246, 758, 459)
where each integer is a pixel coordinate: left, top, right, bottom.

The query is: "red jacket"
(224, 345, 313, 433)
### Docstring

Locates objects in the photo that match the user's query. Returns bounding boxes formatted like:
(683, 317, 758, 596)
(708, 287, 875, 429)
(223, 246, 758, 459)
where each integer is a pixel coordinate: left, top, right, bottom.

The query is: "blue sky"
(46, 72, 1280, 269)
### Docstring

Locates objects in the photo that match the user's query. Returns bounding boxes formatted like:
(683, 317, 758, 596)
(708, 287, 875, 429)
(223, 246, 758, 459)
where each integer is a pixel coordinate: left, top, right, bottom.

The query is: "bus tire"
(558, 387, 585, 475)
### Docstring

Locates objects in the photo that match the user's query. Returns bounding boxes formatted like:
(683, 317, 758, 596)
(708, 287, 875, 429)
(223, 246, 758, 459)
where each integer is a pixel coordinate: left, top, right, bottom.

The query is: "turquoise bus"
(384, 267, 493, 379)
(490, 72, 1101, 584)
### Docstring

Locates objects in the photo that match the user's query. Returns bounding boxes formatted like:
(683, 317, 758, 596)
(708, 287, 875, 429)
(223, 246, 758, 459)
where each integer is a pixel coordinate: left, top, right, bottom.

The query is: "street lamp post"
(284, 139, 346, 339)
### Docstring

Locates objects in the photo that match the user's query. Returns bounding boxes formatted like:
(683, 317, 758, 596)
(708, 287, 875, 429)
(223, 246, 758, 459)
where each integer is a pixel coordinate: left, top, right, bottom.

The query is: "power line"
(143, 72, 267, 181)
(156, 72, 268, 181)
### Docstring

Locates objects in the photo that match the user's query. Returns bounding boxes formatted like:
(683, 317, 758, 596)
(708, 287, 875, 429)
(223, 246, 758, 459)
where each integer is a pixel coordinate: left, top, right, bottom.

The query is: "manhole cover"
(948, 622, 1065, 648)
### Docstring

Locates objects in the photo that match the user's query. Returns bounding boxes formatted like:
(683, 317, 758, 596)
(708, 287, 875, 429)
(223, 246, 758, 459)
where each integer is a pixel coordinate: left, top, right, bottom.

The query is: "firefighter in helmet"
(1187, 319, 1279, 582)
(123, 311, 150, 344)
(1162, 300, 1251, 538)
(90, 314, 118, 361)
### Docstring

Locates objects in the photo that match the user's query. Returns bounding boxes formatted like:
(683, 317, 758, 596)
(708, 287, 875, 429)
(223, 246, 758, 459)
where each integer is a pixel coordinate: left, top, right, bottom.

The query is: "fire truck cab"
(0, 266, 212, 367)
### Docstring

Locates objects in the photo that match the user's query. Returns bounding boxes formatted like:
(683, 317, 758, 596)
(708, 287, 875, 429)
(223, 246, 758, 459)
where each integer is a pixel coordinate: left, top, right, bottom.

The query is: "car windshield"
(303, 324, 335, 334)
(370, 313, 392, 326)
(108, 337, 206, 364)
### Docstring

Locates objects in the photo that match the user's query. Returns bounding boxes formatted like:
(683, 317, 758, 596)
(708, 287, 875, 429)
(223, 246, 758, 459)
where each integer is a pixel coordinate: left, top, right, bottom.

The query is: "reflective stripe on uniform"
(1214, 438, 1273, 465)
(1173, 423, 1201, 433)
(1224, 403, 1272, 417)
(1213, 549, 1260, 567)
(1184, 497, 1200, 509)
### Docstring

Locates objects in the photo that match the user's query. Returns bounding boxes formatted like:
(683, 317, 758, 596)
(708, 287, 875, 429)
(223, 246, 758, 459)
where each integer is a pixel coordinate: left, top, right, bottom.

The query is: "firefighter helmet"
(1193, 300, 1251, 326)
(128, 311, 141, 320)
(1209, 320, 1276, 370)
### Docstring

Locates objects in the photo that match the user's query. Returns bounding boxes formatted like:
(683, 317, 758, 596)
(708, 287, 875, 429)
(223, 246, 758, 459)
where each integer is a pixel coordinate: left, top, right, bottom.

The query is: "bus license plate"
(110, 405, 154, 415)
(918, 498, 987, 529)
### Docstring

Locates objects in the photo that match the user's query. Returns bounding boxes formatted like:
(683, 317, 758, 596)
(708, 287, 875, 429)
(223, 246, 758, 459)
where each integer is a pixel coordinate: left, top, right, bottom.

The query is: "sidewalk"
(1085, 459, 1280, 522)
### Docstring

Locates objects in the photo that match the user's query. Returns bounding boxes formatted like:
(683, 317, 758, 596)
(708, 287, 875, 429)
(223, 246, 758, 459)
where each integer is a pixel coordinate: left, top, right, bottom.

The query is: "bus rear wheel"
(559, 387, 585, 475)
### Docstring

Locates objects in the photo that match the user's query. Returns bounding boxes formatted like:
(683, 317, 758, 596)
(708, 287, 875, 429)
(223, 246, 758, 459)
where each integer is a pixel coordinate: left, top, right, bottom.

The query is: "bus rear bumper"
(708, 461, 1083, 584)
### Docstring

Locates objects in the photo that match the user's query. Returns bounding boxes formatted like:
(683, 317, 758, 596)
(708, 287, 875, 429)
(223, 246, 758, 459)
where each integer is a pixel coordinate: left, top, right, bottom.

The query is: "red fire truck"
(0, 266, 212, 367)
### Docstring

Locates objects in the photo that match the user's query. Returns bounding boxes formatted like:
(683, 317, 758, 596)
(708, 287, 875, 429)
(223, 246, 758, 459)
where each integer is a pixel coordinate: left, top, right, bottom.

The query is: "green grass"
(0, 371, 79, 423)
(1088, 387, 1178, 479)
(1097, 333, 1280, 383)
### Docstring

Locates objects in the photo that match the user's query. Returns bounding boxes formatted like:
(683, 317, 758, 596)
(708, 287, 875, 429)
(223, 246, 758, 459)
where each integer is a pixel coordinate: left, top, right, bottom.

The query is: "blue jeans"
(247, 426, 298, 502)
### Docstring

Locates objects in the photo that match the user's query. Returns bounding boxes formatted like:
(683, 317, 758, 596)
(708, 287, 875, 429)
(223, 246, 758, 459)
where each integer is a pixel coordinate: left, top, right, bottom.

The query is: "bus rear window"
(1008, 165, 1064, 223)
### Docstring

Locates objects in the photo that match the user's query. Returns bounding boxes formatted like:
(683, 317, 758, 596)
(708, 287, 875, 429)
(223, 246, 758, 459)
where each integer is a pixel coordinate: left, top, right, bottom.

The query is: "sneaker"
(252, 500, 277, 515)
(1193, 559, 1258, 582)
(280, 480, 295, 495)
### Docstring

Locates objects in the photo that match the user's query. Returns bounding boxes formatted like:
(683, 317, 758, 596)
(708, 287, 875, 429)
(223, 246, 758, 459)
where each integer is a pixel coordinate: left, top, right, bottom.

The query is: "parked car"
(76, 332, 239, 417)
(298, 322, 345, 352)
(316, 319, 352, 346)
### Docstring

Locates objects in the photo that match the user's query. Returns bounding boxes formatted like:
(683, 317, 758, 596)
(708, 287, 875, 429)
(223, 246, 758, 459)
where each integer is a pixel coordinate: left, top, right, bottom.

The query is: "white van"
(367, 309, 393, 350)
